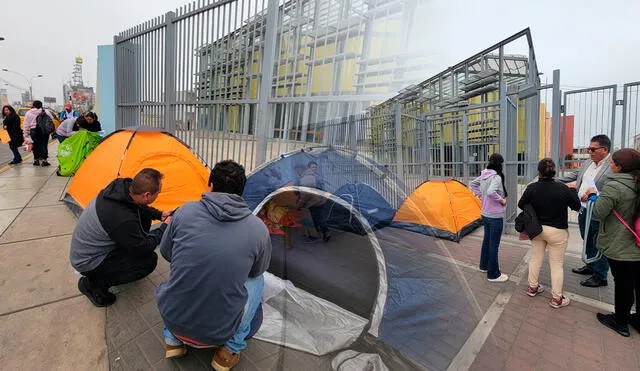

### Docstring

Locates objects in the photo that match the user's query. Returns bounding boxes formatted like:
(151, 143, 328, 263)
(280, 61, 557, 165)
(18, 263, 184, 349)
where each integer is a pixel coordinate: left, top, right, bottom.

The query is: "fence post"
(394, 104, 404, 182)
(610, 86, 617, 148)
(163, 12, 177, 133)
(255, 0, 280, 166)
(621, 86, 628, 148)
(113, 35, 121, 130)
(551, 69, 561, 166)
(462, 113, 469, 184)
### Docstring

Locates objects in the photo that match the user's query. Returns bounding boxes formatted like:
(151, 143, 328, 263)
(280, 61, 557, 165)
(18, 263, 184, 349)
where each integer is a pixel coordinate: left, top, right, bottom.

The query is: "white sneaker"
(479, 268, 488, 273)
(488, 273, 509, 282)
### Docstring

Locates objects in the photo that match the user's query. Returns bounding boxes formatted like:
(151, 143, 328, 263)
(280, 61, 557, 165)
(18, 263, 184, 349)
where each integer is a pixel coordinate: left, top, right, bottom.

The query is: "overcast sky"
(1, 0, 638, 104)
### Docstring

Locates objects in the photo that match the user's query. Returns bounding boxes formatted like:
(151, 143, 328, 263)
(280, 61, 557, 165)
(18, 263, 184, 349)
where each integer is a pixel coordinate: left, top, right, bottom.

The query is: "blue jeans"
(164, 275, 264, 353)
(578, 209, 609, 279)
(480, 216, 503, 279)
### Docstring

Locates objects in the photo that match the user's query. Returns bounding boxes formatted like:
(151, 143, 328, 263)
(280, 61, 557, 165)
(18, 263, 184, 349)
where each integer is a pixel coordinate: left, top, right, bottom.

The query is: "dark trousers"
(480, 216, 503, 279)
(30, 132, 49, 160)
(309, 203, 329, 234)
(9, 143, 22, 162)
(578, 209, 609, 278)
(82, 248, 158, 290)
(607, 258, 640, 325)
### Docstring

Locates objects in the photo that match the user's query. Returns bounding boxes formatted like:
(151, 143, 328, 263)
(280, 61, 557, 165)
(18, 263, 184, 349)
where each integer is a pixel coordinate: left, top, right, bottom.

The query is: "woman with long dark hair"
(2, 105, 23, 164)
(471, 153, 509, 282)
(519, 158, 581, 308)
(588, 148, 640, 336)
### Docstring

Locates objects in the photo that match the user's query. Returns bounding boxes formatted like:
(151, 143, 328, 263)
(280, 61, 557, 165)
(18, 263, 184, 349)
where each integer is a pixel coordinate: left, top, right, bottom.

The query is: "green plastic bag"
(57, 130, 102, 177)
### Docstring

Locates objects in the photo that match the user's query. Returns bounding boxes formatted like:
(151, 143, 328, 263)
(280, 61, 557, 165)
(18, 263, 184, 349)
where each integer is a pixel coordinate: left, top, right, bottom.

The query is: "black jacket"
(3, 114, 24, 145)
(74, 117, 102, 133)
(515, 203, 543, 239)
(518, 178, 581, 230)
(96, 178, 166, 255)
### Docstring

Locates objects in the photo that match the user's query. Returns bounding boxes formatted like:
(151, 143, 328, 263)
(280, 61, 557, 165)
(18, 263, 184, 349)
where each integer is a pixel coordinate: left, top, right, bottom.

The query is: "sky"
(0, 0, 639, 105)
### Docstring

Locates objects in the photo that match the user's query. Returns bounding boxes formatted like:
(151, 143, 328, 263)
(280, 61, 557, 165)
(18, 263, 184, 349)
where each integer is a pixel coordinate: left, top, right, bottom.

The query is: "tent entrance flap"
(254, 272, 367, 356)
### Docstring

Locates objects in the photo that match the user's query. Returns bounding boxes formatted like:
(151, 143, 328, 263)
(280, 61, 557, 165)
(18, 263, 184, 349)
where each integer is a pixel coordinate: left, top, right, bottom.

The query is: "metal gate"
(561, 85, 617, 170)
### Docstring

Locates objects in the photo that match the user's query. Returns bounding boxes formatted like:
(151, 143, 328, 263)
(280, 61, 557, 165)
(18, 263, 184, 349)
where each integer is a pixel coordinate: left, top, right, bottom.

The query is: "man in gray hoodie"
(156, 160, 272, 371)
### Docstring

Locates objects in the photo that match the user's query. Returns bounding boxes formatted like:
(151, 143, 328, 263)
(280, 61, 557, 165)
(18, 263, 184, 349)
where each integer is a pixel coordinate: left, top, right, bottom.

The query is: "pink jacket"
(23, 108, 53, 143)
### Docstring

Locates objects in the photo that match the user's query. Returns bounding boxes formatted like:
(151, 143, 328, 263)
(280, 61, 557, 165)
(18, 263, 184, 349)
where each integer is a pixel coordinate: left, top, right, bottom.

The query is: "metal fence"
(622, 81, 640, 148)
(114, 0, 431, 171)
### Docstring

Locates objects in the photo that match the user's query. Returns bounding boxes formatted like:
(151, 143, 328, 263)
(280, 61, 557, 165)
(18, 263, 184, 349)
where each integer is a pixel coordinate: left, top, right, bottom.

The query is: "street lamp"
(1, 69, 43, 101)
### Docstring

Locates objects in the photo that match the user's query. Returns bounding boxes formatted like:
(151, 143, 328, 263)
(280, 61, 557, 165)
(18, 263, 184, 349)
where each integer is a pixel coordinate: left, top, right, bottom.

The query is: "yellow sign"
(75, 57, 83, 64)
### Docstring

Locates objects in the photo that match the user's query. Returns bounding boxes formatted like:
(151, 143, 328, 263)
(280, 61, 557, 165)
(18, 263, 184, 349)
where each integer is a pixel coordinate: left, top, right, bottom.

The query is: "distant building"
(62, 57, 95, 113)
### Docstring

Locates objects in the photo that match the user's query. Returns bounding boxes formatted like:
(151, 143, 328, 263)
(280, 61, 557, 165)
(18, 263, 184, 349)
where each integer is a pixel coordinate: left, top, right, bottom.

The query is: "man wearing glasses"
(559, 134, 612, 287)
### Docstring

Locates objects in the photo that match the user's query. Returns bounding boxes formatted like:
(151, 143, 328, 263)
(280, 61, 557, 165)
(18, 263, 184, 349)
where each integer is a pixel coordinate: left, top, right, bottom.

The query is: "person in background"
(2, 105, 24, 165)
(81, 112, 102, 133)
(588, 149, 640, 337)
(559, 134, 612, 288)
(22, 100, 53, 167)
(55, 117, 78, 143)
(471, 153, 509, 282)
(59, 102, 79, 121)
(519, 158, 581, 308)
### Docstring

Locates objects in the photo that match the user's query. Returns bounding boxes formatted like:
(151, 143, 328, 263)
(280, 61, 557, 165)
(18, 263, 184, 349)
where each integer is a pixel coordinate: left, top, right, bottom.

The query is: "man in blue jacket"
(156, 160, 272, 371)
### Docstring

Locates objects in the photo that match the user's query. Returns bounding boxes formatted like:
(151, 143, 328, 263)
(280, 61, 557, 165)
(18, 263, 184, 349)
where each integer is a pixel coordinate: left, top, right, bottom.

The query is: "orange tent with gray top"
(391, 179, 482, 242)
(63, 126, 210, 216)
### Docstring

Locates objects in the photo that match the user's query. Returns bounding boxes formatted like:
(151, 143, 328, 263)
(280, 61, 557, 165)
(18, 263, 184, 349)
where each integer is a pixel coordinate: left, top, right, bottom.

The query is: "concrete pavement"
(0, 143, 636, 370)
(0, 144, 108, 371)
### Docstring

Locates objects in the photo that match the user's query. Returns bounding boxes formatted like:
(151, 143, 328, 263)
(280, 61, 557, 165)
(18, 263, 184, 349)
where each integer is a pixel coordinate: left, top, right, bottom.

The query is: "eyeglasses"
(588, 147, 604, 152)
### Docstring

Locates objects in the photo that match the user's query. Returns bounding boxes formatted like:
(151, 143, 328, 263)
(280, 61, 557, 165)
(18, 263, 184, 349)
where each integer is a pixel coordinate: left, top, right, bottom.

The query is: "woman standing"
(2, 105, 23, 165)
(519, 158, 581, 308)
(471, 153, 509, 282)
(22, 100, 54, 167)
(588, 148, 640, 337)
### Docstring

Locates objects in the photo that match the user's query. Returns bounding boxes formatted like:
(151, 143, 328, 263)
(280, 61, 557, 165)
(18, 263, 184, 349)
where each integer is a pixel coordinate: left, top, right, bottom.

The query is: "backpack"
(613, 210, 640, 247)
(36, 109, 55, 135)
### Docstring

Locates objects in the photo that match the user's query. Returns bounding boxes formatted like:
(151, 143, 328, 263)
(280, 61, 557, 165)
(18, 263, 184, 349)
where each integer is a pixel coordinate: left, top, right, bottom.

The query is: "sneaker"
(78, 277, 116, 307)
(211, 347, 240, 371)
(8, 160, 21, 165)
(526, 285, 544, 297)
(322, 230, 332, 242)
(488, 273, 509, 282)
(479, 268, 488, 273)
(41, 160, 51, 167)
(33, 160, 40, 166)
(549, 295, 570, 309)
(163, 328, 187, 359)
(597, 313, 630, 337)
(304, 235, 321, 243)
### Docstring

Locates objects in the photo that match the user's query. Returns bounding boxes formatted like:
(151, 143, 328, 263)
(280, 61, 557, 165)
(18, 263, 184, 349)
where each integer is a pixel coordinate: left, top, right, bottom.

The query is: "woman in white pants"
(518, 158, 581, 308)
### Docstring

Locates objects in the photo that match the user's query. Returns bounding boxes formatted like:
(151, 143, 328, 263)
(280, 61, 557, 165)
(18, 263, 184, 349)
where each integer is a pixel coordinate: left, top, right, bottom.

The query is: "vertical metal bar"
(498, 46, 507, 155)
(611, 86, 617, 147)
(164, 12, 177, 133)
(462, 113, 469, 184)
(113, 36, 121, 129)
(394, 104, 404, 181)
(622, 85, 628, 148)
(255, 0, 279, 166)
(551, 69, 561, 166)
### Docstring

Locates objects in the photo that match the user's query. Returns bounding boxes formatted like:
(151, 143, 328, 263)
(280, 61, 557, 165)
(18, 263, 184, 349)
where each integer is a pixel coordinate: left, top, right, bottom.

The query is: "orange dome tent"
(392, 179, 482, 242)
(63, 126, 210, 216)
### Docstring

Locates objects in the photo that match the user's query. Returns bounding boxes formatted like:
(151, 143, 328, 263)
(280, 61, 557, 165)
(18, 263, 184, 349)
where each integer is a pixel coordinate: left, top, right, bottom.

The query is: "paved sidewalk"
(0, 144, 108, 371)
(0, 148, 636, 370)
